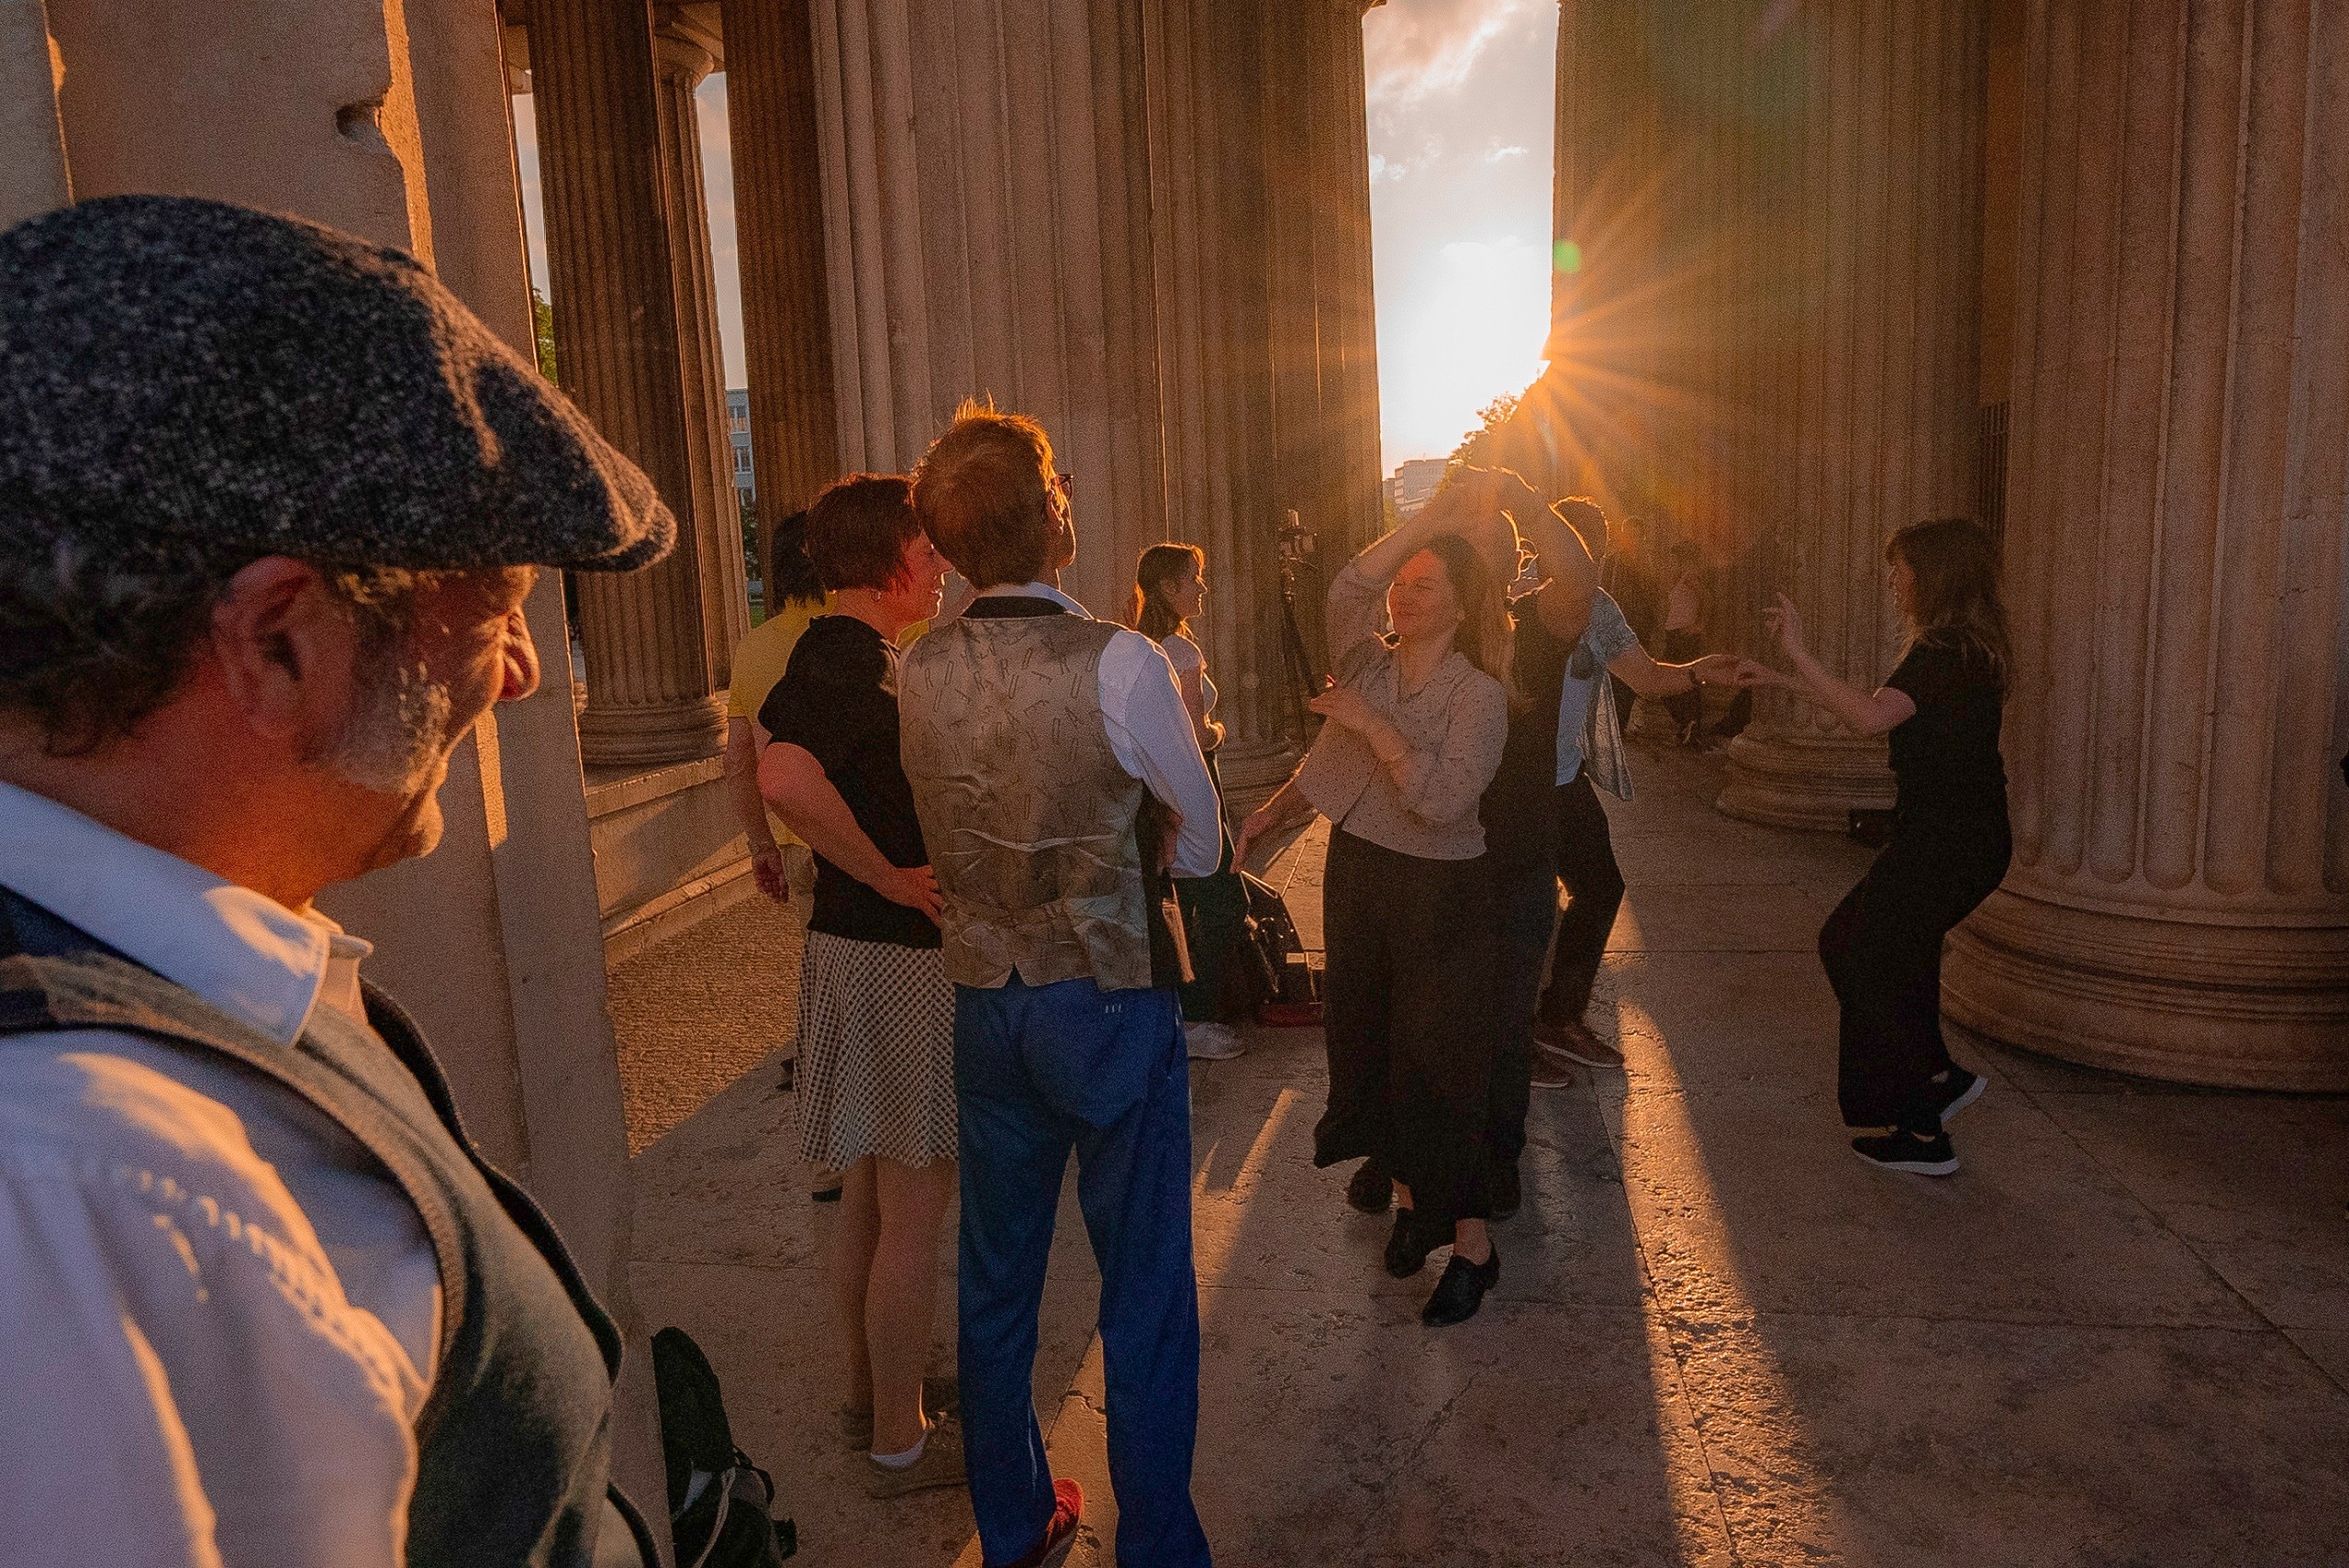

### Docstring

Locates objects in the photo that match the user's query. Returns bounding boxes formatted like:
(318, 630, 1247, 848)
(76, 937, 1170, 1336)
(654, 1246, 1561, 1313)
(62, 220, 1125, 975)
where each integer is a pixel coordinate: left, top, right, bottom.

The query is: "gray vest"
(899, 604, 1163, 992)
(0, 885, 653, 1568)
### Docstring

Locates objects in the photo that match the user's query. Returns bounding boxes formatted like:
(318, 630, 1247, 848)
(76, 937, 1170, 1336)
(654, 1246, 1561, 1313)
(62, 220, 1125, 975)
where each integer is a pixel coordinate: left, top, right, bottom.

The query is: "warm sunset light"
(1364, 0, 1559, 473)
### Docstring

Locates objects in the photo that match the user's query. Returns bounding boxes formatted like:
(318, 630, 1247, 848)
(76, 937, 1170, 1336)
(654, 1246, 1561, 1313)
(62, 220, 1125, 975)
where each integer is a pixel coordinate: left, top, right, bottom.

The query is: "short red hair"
(910, 400, 1057, 589)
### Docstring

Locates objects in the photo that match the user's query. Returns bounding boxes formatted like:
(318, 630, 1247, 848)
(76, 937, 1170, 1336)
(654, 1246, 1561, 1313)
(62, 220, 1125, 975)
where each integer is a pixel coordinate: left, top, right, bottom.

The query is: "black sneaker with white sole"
(1932, 1067, 1986, 1123)
(1852, 1129, 1960, 1175)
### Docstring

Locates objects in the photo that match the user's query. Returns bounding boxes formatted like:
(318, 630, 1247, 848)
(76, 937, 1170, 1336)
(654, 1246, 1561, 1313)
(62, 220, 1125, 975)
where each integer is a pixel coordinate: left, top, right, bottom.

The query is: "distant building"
(726, 387, 753, 506)
(1389, 458, 1446, 517)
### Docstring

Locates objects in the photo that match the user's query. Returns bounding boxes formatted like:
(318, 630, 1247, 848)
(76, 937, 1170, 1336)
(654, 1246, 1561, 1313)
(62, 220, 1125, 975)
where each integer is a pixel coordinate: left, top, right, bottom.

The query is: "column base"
(1714, 727, 1894, 831)
(1944, 886, 2349, 1092)
(576, 694, 728, 767)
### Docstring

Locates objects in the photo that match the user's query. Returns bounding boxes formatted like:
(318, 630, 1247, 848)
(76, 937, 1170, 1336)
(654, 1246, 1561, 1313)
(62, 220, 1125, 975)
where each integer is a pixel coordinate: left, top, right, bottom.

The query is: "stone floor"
(625, 744, 2349, 1567)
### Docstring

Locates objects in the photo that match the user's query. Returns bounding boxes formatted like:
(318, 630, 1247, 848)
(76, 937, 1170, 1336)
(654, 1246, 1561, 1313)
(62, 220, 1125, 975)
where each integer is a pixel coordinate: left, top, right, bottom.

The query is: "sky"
(1363, 0, 1558, 472)
(512, 9, 1558, 479)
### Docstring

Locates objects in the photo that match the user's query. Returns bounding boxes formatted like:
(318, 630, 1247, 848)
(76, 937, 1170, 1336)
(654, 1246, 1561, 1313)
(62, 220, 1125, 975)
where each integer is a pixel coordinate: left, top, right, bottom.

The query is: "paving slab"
(621, 744, 2349, 1567)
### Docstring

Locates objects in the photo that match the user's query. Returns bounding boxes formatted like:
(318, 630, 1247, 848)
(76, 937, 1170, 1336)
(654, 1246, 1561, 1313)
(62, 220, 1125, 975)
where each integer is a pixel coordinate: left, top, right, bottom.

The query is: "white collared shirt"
(974, 582, 1224, 876)
(0, 781, 440, 1568)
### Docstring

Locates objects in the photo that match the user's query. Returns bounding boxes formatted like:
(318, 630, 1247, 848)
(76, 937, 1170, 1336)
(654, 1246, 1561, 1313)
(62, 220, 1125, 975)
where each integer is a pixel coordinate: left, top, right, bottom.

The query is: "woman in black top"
(1737, 517, 2012, 1176)
(756, 474, 968, 1496)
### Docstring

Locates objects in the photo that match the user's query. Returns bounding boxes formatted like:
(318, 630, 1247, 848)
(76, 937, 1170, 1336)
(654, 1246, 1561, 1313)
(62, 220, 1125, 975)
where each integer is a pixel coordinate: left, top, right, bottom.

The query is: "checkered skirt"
(794, 931, 958, 1169)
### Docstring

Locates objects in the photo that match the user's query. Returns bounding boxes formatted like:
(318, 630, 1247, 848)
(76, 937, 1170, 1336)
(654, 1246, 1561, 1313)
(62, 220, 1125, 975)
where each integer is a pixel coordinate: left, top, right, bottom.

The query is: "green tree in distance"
(531, 286, 559, 384)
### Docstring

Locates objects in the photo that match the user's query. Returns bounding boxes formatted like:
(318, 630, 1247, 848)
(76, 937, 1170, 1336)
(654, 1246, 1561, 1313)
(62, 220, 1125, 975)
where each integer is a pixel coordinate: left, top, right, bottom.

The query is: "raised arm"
(1738, 593, 1916, 737)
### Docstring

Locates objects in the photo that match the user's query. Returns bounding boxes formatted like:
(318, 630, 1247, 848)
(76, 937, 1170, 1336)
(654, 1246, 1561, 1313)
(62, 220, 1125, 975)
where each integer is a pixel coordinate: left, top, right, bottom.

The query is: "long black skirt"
(1315, 828, 1499, 1226)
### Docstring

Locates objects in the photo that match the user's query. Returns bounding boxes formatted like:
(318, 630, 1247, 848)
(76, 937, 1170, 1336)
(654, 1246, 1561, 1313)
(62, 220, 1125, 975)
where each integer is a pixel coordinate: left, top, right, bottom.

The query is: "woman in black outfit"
(1737, 517, 2012, 1175)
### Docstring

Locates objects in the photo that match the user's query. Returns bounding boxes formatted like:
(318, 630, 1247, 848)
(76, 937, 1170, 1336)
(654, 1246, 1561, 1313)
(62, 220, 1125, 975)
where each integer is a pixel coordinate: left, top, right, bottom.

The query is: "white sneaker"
(1185, 1021, 1246, 1061)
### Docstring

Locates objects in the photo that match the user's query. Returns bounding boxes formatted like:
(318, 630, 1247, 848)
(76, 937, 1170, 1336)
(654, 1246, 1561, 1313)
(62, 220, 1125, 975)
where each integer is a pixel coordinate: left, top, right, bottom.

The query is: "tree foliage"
(531, 286, 559, 384)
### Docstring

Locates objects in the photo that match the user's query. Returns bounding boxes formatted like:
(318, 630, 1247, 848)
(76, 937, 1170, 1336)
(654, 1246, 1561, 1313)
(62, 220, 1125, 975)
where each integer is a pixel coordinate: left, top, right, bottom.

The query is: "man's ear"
(206, 558, 358, 746)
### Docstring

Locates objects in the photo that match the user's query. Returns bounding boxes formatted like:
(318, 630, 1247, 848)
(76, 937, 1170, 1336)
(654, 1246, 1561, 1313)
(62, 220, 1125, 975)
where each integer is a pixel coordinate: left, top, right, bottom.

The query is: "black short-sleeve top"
(1882, 636, 2009, 831)
(756, 615, 941, 949)
(1479, 586, 1574, 866)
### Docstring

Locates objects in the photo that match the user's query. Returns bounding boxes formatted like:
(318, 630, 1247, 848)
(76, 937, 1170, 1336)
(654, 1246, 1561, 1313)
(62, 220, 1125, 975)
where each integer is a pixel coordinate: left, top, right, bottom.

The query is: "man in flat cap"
(0, 196, 668, 1566)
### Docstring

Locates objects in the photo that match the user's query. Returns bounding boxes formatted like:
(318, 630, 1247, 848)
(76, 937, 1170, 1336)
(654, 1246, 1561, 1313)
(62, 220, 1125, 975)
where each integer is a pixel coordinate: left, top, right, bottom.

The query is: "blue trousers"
(954, 975, 1212, 1568)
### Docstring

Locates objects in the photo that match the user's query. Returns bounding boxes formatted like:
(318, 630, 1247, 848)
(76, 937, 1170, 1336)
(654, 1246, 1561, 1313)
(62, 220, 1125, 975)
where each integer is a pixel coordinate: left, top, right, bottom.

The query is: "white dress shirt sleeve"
(0, 1037, 427, 1568)
(1097, 629, 1223, 877)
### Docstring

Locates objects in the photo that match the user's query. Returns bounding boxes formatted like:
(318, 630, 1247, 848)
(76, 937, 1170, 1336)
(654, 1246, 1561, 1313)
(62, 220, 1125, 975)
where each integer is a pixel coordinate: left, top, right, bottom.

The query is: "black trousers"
(1318, 828, 1498, 1225)
(1818, 821, 2012, 1130)
(1484, 850, 1564, 1171)
(1536, 772, 1625, 1028)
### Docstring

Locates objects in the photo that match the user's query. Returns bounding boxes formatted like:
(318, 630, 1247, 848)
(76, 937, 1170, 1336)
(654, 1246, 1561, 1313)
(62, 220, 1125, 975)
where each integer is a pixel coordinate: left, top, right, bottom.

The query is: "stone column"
(1944, 0, 2349, 1089)
(722, 0, 839, 530)
(533, 0, 725, 767)
(1716, 1, 1984, 830)
(0, 0, 71, 226)
(651, 9, 748, 682)
(806, 0, 1166, 616)
(1143, 0, 1290, 760)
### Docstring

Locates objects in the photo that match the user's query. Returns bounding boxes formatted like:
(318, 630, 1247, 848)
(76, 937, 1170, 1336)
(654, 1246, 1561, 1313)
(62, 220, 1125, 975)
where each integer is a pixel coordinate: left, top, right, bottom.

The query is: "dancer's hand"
(1234, 808, 1275, 866)
(1731, 658, 1790, 689)
(1687, 652, 1743, 686)
(1762, 592, 1809, 658)
(876, 863, 943, 922)
(1307, 684, 1375, 732)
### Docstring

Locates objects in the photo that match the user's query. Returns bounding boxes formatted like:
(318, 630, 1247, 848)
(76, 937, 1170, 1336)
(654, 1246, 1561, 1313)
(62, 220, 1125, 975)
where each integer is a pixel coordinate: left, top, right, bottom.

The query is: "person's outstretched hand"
(1731, 657, 1789, 689)
(1687, 652, 1744, 686)
(1762, 592, 1809, 658)
(877, 863, 943, 922)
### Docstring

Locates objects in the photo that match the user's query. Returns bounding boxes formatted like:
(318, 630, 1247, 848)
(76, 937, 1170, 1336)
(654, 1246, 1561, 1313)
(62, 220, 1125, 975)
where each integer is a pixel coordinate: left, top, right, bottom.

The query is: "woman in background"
(1131, 543, 1250, 1061)
(726, 512, 829, 904)
(1736, 517, 2012, 1175)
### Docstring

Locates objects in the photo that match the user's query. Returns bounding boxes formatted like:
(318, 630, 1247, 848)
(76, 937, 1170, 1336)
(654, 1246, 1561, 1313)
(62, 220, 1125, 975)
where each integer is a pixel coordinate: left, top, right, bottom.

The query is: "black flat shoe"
(1346, 1159, 1392, 1214)
(1384, 1208, 1442, 1278)
(1421, 1249, 1501, 1327)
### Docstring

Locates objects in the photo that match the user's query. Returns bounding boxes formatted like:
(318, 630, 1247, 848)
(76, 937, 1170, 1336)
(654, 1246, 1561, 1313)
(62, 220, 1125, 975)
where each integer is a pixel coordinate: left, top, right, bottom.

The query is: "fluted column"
(1944, 0, 2349, 1089)
(533, 0, 725, 766)
(807, 0, 1166, 617)
(651, 11, 749, 682)
(1717, 1, 1984, 830)
(722, 0, 841, 524)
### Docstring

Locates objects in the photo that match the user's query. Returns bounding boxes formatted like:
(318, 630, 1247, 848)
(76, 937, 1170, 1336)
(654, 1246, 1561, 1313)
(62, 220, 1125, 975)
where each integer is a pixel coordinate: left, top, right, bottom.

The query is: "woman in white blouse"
(1236, 517, 1513, 1327)
(1131, 543, 1250, 1061)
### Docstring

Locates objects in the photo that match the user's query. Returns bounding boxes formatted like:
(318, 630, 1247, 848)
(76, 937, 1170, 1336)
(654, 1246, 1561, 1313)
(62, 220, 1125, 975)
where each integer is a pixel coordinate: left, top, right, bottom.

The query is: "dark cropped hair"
(804, 474, 920, 594)
(910, 400, 1057, 589)
(1887, 517, 2009, 685)
(762, 509, 827, 610)
(1130, 542, 1204, 642)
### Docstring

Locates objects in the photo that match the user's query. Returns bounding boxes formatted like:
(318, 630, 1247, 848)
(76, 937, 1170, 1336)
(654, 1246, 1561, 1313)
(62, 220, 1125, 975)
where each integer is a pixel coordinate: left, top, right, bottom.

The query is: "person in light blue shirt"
(1531, 585, 1733, 1073)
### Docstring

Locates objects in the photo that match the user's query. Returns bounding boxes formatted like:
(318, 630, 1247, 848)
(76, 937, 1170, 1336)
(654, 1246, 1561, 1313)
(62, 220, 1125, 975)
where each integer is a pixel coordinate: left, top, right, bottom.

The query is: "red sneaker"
(1004, 1478, 1084, 1568)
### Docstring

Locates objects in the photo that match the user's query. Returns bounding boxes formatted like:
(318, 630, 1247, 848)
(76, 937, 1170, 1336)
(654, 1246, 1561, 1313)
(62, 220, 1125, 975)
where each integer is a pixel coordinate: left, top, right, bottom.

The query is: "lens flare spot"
(1554, 239, 1584, 273)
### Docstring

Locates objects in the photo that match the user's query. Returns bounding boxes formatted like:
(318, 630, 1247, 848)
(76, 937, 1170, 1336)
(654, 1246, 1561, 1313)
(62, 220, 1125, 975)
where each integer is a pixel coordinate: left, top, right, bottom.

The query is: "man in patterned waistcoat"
(0, 197, 665, 1566)
(899, 404, 1222, 1568)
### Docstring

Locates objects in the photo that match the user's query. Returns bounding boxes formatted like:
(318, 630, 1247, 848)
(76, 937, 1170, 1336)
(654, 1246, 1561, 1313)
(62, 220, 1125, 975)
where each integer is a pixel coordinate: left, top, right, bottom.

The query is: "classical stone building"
(1521, 0, 2347, 1092)
(4, 3, 2343, 1553)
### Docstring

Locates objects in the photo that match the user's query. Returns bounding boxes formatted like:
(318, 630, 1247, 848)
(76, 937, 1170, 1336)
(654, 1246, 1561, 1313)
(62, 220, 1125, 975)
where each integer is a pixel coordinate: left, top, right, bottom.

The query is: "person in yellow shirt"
(728, 511, 832, 903)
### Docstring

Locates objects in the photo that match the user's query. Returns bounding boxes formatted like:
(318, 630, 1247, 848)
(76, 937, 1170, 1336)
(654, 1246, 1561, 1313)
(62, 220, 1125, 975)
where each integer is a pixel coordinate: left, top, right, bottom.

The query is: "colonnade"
(1542, 0, 2349, 1089)
(513, 0, 1384, 770)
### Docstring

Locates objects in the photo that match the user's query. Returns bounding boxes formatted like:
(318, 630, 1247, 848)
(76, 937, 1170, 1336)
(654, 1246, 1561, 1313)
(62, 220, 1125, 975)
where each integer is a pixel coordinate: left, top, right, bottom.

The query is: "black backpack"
(651, 1327, 796, 1566)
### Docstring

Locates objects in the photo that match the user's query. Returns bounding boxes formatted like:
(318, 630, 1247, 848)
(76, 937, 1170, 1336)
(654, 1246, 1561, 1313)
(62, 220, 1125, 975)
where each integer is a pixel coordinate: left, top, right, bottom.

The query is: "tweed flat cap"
(0, 195, 673, 573)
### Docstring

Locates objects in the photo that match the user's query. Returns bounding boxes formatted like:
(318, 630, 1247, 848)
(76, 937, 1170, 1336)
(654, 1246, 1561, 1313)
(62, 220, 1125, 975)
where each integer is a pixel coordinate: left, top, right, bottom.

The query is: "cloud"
(1486, 143, 1529, 162)
(1363, 0, 1544, 109)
